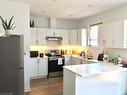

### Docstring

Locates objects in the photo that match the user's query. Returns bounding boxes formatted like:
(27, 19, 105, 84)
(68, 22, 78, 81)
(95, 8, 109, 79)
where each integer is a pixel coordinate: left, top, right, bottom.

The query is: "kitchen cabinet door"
(38, 28, 47, 45)
(62, 30, 69, 45)
(99, 21, 125, 48)
(77, 30, 81, 45)
(39, 58, 48, 76)
(45, 29, 54, 36)
(30, 58, 38, 78)
(112, 21, 124, 48)
(98, 22, 113, 48)
(55, 29, 62, 37)
(104, 22, 113, 48)
(98, 24, 105, 47)
(69, 30, 78, 45)
(30, 28, 38, 45)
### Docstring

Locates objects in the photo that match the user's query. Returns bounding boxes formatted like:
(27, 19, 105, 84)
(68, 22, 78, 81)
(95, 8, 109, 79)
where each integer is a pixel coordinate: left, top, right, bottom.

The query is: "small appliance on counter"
(103, 54, 109, 62)
(30, 51, 39, 58)
(39, 53, 44, 58)
(97, 53, 104, 61)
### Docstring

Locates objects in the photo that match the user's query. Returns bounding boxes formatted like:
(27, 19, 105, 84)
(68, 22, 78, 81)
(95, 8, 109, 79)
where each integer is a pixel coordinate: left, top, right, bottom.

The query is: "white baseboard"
(25, 88, 31, 92)
(30, 75, 47, 80)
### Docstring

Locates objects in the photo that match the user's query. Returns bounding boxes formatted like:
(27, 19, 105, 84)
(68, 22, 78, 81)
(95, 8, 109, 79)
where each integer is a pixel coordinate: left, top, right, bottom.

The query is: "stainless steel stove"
(45, 50, 65, 77)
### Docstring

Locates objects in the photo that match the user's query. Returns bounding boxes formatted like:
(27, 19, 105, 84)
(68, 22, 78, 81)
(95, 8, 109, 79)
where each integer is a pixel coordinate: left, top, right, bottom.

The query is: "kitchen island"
(63, 62, 127, 95)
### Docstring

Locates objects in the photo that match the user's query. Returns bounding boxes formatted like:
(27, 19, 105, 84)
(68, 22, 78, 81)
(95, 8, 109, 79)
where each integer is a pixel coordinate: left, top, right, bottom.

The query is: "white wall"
(0, 1, 31, 92)
(30, 16, 80, 29)
(31, 16, 50, 28)
(56, 19, 79, 29)
(79, 5, 127, 61)
(80, 5, 127, 28)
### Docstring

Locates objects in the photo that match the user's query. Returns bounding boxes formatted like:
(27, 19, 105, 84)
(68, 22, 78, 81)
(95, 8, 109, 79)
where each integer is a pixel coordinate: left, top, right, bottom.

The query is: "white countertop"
(63, 62, 127, 77)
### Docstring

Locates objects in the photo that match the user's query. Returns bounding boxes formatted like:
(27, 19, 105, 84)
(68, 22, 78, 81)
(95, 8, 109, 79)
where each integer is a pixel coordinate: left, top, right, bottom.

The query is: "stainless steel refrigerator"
(0, 35, 24, 95)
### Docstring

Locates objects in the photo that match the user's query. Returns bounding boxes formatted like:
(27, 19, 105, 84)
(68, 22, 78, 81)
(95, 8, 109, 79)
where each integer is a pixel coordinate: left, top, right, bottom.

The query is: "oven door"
(48, 58, 64, 73)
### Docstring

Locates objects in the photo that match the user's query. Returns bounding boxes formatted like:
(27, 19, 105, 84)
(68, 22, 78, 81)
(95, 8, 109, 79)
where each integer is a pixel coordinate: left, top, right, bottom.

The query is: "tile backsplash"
(104, 48, 127, 62)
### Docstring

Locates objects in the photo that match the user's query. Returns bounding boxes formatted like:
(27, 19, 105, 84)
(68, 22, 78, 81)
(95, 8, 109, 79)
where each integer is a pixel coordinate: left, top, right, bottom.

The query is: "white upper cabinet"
(98, 20, 125, 48)
(61, 29, 69, 45)
(45, 29, 54, 37)
(112, 21, 124, 48)
(55, 29, 62, 37)
(77, 29, 87, 46)
(45, 29, 62, 37)
(30, 28, 82, 46)
(38, 28, 47, 45)
(69, 30, 78, 45)
(30, 28, 38, 45)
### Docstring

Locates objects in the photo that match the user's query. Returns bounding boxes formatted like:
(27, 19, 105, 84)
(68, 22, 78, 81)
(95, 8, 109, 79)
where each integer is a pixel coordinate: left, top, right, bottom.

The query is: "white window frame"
(88, 25, 99, 47)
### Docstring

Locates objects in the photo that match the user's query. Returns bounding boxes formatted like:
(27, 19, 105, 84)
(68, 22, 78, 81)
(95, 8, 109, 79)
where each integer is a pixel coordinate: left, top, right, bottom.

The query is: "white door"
(62, 30, 69, 45)
(39, 58, 48, 76)
(30, 28, 38, 45)
(30, 58, 38, 78)
(38, 28, 47, 45)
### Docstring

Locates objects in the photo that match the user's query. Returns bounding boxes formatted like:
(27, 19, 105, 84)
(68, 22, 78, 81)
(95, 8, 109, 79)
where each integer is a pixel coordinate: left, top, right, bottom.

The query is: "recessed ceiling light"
(69, 14, 73, 17)
(41, 10, 46, 14)
(52, 0, 58, 2)
(88, 5, 93, 7)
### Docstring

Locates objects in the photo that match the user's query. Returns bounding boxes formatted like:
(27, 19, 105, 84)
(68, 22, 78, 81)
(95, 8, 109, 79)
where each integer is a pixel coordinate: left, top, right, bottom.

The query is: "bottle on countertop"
(112, 57, 118, 65)
(86, 50, 93, 59)
(117, 55, 122, 64)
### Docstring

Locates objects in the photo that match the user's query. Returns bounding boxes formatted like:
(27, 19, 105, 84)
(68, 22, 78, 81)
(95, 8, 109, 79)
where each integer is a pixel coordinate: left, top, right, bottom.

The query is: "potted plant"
(0, 15, 16, 37)
(30, 19, 35, 28)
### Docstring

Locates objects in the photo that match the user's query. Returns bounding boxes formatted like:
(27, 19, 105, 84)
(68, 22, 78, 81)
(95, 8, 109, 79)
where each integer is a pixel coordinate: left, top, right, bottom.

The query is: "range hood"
(46, 36, 63, 41)
(46, 18, 63, 41)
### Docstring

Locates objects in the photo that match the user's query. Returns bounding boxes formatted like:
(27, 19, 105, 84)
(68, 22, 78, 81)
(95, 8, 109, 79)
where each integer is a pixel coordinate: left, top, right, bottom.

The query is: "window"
(88, 25, 98, 46)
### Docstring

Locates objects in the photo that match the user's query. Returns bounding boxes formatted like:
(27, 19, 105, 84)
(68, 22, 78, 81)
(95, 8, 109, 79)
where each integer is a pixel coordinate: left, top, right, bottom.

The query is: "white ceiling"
(6, 0, 127, 19)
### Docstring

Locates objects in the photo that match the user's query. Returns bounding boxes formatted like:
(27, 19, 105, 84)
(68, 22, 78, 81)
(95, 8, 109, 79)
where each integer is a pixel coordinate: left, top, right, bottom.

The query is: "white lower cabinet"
(30, 58, 38, 78)
(30, 58, 48, 79)
(65, 56, 82, 65)
(39, 58, 48, 76)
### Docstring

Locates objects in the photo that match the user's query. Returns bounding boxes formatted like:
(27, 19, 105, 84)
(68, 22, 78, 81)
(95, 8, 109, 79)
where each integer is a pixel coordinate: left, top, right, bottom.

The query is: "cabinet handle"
(37, 58, 40, 64)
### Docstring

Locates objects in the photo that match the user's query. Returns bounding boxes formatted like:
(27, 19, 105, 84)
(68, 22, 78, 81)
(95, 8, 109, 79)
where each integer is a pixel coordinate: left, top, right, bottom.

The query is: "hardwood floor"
(28, 77, 63, 95)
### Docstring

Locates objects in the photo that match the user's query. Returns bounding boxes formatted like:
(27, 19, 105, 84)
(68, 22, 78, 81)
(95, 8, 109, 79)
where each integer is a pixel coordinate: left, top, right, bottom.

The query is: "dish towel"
(58, 58, 63, 65)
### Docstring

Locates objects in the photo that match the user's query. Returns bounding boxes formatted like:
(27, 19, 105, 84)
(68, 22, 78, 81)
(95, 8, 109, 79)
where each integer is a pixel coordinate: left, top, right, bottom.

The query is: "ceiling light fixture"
(69, 14, 73, 17)
(41, 10, 46, 14)
(88, 5, 93, 7)
(52, 0, 58, 2)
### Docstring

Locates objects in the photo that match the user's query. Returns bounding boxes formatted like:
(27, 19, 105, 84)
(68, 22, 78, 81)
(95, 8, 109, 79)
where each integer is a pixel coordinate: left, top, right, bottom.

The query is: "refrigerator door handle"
(19, 68, 24, 69)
